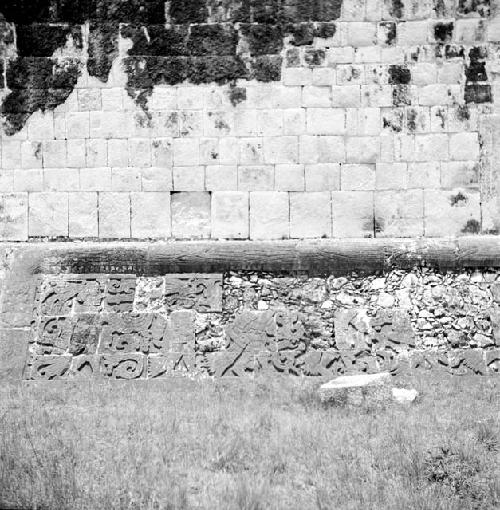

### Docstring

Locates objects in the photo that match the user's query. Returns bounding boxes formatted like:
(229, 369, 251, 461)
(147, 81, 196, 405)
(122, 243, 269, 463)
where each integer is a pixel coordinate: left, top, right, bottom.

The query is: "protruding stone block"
(318, 372, 392, 405)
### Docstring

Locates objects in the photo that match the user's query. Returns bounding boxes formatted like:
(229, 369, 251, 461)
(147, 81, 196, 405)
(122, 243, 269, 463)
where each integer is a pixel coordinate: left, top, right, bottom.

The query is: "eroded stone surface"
(16, 268, 500, 380)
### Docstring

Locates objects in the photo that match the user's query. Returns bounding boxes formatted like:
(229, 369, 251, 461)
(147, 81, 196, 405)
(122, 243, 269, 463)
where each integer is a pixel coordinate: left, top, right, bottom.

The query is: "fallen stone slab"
(392, 387, 419, 404)
(318, 372, 392, 406)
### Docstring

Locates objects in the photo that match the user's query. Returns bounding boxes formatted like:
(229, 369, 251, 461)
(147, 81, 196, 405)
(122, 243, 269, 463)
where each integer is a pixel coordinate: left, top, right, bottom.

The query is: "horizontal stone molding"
(2, 236, 500, 276)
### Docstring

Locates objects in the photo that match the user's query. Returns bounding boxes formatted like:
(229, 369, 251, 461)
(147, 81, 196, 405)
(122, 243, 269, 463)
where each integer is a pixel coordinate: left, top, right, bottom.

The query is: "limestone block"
(318, 373, 392, 405)
(345, 22, 377, 46)
(424, 189, 481, 236)
(346, 108, 380, 136)
(171, 191, 211, 239)
(141, 167, 173, 191)
(212, 191, 249, 239)
(397, 21, 429, 45)
(441, 162, 479, 189)
(332, 191, 374, 237)
(263, 136, 299, 164)
(361, 84, 393, 107)
(419, 84, 460, 106)
(148, 353, 195, 378)
(305, 164, 341, 191)
(100, 353, 146, 379)
(131, 192, 171, 239)
(282, 68, 312, 86)
(98, 192, 130, 239)
(346, 137, 379, 163)
(2, 140, 21, 168)
(164, 275, 222, 313)
(67, 139, 86, 168)
(250, 191, 289, 239)
(173, 138, 200, 166)
(449, 132, 480, 161)
(238, 165, 274, 191)
(29, 192, 68, 238)
(85, 139, 107, 168)
(21, 141, 42, 169)
(376, 162, 408, 190)
(375, 190, 424, 237)
(341, 164, 376, 190)
(412, 64, 438, 86)
(407, 162, 440, 189)
(205, 165, 238, 191)
(283, 109, 306, 135)
(392, 388, 418, 404)
(66, 112, 90, 139)
(151, 138, 173, 167)
(27, 355, 71, 380)
(13, 169, 43, 192)
(0, 329, 29, 380)
(290, 191, 331, 238)
(173, 166, 205, 191)
(331, 85, 361, 107)
(275, 164, 305, 191)
(69, 192, 98, 238)
(306, 108, 346, 135)
(0, 193, 28, 241)
(448, 350, 487, 375)
(44, 168, 79, 192)
(256, 110, 284, 136)
(414, 134, 449, 162)
(302, 86, 331, 107)
(104, 277, 136, 313)
(312, 68, 335, 86)
(42, 140, 67, 169)
(239, 138, 264, 165)
(299, 135, 345, 164)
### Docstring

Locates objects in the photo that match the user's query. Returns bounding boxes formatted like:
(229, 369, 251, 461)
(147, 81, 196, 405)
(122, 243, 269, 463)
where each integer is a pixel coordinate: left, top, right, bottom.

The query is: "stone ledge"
(2, 236, 500, 276)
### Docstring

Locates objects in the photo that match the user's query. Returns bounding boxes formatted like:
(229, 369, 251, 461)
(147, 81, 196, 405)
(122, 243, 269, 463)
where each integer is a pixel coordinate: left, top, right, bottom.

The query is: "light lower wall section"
(0, 188, 490, 240)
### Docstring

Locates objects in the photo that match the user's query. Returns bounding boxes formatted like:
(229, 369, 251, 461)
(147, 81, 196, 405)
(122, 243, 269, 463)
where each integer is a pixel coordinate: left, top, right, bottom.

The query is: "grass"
(0, 374, 499, 510)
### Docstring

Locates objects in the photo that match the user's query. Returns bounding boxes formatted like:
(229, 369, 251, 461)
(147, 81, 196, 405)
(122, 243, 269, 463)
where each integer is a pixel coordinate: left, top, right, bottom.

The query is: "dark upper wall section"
(0, 0, 495, 133)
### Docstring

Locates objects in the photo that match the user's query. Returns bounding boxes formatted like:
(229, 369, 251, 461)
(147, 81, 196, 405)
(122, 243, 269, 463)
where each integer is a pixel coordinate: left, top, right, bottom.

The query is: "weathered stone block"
(27, 355, 71, 380)
(104, 277, 136, 313)
(250, 191, 289, 240)
(100, 353, 146, 379)
(332, 191, 374, 238)
(164, 274, 222, 312)
(29, 192, 68, 238)
(171, 191, 211, 239)
(225, 310, 276, 353)
(212, 191, 249, 239)
(131, 192, 171, 239)
(148, 352, 195, 378)
(0, 329, 29, 380)
(290, 191, 332, 238)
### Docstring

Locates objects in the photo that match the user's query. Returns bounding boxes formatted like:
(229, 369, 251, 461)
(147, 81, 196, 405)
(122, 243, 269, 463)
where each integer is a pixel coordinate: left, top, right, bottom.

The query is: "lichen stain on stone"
(228, 85, 246, 106)
(450, 192, 469, 207)
(462, 219, 481, 234)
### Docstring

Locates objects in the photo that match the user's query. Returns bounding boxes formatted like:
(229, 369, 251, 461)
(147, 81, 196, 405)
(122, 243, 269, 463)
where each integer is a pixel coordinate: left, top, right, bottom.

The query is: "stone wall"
(23, 268, 500, 379)
(1, 0, 500, 240)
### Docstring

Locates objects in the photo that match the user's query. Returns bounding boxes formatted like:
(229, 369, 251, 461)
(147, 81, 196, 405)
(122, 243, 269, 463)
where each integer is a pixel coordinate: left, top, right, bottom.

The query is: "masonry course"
(0, 0, 499, 241)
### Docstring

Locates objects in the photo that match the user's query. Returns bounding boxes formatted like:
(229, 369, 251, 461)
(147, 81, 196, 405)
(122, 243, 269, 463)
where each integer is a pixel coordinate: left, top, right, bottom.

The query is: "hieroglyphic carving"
(100, 353, 145, 379)
(148, 353, 195, 378)
(341, 349, 379, 374)
(486, 350, 500, 373)
(226, 310, 276, 352)
(275, 311, 306, 353)
(69, 355, 99, 379)
(28, 355, 71, 380)
(199, 351, 255, 377)
(376, 350, 409, 376)
(300, 350, 346, 377)
(410, 351, 450, 372)
(370, 310, 415, 352)
(35, 317, 72, 354)
(40, 277, 104, 315)
(100, 313, 167, 354)
(255, 351, 302, 375)
(164, 274, 222, 312)
(104, 277, 136, 312)
(448, 350, 487, 375)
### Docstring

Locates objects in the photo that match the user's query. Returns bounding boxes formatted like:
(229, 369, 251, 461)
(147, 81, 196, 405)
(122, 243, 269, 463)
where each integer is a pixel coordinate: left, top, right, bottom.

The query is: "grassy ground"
(0, 374, 499, 510)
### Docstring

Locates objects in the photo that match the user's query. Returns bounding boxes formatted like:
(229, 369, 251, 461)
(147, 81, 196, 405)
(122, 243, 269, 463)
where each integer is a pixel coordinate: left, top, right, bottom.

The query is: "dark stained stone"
(465, 83, 492, 103)
(434, 22, 454, 43)
(388, 65, 411, 85)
